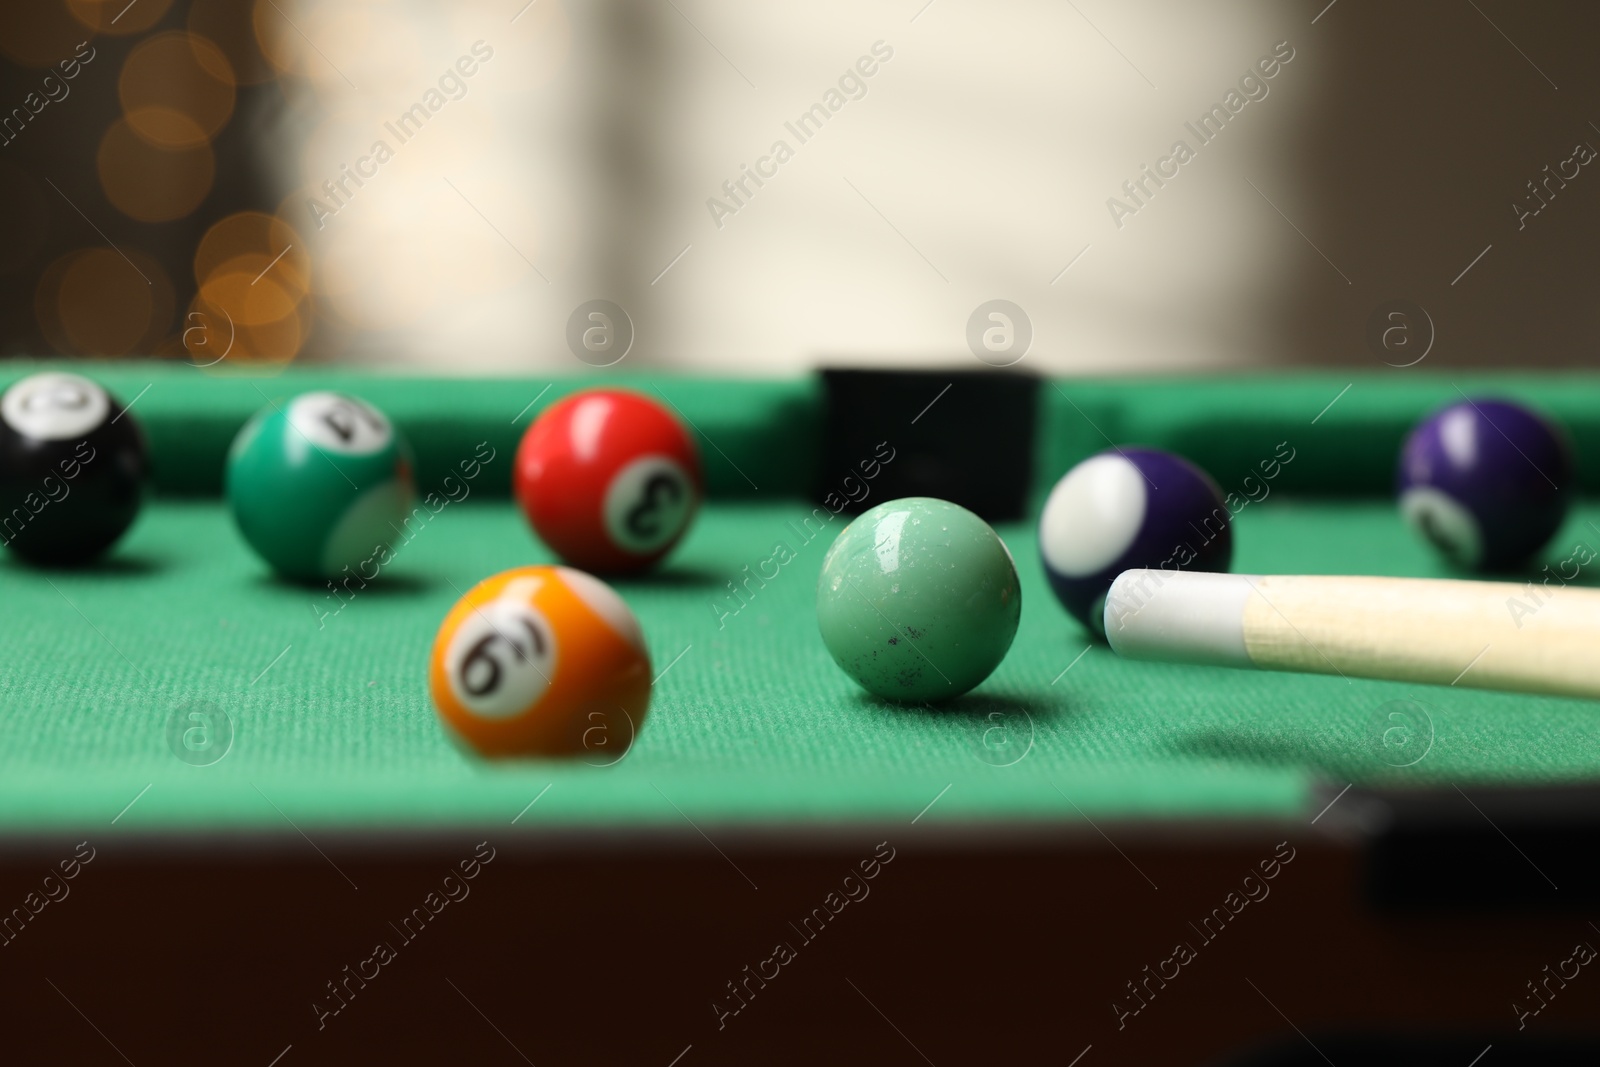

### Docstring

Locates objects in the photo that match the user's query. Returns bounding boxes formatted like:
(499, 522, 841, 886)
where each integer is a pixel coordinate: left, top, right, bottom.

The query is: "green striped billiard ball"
(816, 497, 1021, 702)
(226, 392, 415, 581)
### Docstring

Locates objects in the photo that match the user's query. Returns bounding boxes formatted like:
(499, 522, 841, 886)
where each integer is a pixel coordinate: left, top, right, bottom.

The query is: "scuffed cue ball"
(430, 566, 652, 758)
(816, 497, 1020, 703)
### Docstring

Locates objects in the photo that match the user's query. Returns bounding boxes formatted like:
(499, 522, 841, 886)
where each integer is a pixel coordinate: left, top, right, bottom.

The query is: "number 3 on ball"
(514, 389, 703, 574)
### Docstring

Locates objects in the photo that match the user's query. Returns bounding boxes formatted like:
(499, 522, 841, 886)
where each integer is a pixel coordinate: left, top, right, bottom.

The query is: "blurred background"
(1, 0, 1598, 375)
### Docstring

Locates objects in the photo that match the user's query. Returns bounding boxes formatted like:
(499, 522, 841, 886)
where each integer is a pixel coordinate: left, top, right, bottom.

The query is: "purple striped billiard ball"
(1398, 399, 1572, 570)
(1039, 448, 1233, 636)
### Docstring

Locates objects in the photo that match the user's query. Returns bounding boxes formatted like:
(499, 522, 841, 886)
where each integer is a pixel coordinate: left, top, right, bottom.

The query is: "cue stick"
(1102, 569, 1600, 700)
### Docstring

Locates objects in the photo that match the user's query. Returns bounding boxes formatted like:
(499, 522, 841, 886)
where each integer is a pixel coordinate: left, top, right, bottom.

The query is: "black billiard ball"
(0, 372, 149, 565)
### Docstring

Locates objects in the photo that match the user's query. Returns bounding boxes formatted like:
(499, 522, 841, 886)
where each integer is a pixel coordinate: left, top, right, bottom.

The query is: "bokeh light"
(67, 0, 174, 36)
(186, 286, 305, 365)
(188, 211, 313, 368)
(195, 211, 311, 300)
(199, 260, 300, 327)
(189, 0, 276, 86)
(243, 0, 574, 365)
(98, 118, 215, 222)
(252, 0, 310, 79)
(120, 32, 237, 149)
(2, 0, 572, 367)
(38, 248, 174, 358)
(34, 253, 76, 356)
(147, 332, 193, 361)
(253, 0, 399, 93)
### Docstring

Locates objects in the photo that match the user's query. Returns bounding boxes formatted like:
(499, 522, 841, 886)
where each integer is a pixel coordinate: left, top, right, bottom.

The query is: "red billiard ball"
(514, 389, 703, 573)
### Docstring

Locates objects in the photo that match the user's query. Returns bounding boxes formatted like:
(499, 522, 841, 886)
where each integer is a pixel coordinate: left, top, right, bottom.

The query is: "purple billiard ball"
(1398, 398, 1572, 570)
(1039, 448, 1233, 636)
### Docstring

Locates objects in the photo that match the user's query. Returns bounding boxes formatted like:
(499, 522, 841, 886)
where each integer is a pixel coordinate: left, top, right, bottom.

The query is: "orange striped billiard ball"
(429, 566, 651, 758)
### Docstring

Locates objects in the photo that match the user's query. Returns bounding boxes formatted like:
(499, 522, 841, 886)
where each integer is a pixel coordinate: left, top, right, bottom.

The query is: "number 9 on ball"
(430, 566, 652, 758)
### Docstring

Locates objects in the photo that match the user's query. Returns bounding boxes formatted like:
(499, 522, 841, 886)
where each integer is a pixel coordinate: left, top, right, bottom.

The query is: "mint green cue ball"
(816, 497, 1021, 702)
(226, 392, 415, 582)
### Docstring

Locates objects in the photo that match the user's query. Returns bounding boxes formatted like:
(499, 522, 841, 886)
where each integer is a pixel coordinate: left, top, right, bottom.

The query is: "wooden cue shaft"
(1242, 574, 1600, 697)
(1103, 571, 1600, 700)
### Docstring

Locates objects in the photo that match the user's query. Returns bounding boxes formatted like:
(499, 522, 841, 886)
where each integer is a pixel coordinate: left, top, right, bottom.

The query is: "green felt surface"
(3, 492, 1599, 835)
(4, 364, 1600, 835)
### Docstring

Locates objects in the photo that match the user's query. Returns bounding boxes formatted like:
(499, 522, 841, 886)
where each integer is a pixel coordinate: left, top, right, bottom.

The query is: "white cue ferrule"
(1103, 570, 1257, 670)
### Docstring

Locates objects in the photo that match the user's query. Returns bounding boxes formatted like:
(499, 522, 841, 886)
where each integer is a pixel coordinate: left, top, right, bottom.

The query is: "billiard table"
(3, 363, 1600, 1065)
